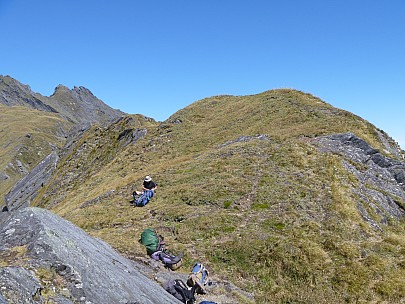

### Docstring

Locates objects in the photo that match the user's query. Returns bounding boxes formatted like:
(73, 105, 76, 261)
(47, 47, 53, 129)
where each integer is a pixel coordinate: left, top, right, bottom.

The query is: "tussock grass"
(32, 89, 405, 303)
(35, 267, 71, 300)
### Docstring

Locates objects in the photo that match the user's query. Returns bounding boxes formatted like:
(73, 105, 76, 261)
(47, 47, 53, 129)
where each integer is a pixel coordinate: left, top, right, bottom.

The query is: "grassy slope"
(0, 105, 72, 204)
(33, 90, 405, 303)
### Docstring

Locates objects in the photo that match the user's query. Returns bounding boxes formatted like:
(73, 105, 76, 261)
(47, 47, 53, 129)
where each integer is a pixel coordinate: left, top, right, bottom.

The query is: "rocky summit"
(47, 84, 125, 125)
(0, 207, 179, 304)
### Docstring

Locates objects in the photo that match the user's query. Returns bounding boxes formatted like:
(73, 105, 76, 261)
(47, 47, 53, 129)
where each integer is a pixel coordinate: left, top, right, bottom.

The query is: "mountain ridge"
(0, 75, 58, 113)
(47, 83, 125, 125)
(1, 76, 405, 303)
(28, 88, 405, 303)
(0, 75, 126, 208)
(0, 75, 124, 125)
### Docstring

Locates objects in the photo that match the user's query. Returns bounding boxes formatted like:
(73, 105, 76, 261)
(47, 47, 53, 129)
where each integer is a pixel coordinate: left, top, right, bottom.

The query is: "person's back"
(143, 176, 157, 190)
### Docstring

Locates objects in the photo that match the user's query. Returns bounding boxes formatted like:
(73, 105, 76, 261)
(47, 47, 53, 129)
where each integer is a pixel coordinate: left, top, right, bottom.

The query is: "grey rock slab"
(4, 152, 59, 211)
(0, 207, 180, 304)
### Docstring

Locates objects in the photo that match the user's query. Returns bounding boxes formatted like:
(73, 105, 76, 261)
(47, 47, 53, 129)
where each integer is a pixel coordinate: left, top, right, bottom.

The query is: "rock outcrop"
(4, 152, 59, 211)
(0, 207, 180, 304)
(313, 132, 405, 229)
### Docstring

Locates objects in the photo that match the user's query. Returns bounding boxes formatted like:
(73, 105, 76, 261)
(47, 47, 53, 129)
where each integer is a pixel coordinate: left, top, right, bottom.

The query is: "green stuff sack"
(140, 228, 164, 255)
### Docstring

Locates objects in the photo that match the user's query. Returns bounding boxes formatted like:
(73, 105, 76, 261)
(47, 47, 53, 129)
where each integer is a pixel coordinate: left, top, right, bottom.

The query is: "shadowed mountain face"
(1, 79, 405, 303)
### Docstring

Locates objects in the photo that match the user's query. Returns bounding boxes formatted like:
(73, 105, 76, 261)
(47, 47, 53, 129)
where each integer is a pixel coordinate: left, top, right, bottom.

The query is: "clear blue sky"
(1, 1, 404, 148)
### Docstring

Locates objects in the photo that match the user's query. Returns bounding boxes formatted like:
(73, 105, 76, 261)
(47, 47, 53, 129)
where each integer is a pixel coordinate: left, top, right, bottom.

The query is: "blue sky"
(1, 1, 404, 148)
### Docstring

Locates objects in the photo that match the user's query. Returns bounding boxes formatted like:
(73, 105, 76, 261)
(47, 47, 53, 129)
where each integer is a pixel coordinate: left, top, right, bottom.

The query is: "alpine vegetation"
(1, 77, 404, 303)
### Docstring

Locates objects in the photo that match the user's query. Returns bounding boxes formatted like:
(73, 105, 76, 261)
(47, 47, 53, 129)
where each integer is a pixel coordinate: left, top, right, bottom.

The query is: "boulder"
(0, 207, 180, 304)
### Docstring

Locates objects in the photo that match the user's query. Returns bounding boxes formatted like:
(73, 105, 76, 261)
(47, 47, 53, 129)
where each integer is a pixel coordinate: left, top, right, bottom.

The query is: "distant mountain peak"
(53, 84, 69, 91)
(52, 84, 93, 96)
(73, 85, 91, 93)
(0, 75, 57, 112)
(48, 83, 125, 124)
(1, 75, 125, 125)
(71, 86, 99, 102)
(0, 74, 34, 95)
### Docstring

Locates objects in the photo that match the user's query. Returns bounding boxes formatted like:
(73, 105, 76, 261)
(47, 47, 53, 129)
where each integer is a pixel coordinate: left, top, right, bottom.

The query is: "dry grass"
(0, 245, 28, 267)
(30, 89, 405, 303)
(0, 105, 72, 204)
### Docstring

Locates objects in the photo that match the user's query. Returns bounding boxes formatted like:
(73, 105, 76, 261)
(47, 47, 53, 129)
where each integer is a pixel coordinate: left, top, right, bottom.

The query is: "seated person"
(132, 176, 157, 207)
(135, 175, 157, 195)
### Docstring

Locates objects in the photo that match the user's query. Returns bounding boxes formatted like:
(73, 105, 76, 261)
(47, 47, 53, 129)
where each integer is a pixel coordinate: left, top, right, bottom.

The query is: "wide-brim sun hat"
(144, 176, 152, 182)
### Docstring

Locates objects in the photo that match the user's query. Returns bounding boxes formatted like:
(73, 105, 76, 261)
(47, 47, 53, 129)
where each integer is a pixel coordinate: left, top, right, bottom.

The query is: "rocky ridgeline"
(0, 76, 57, 113)
(2, 116, 149, 212)
(48, 85, 125, 125)
(0, 74, 124, 126)
(0, 207, 180, 304)
(2, 74, 405, 303)
(0, 75, 125, 208)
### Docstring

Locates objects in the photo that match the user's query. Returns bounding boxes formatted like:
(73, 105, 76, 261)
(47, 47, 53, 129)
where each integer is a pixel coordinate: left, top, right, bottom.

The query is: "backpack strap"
(189, 282, 199, 295)
(156, 234, 165, 251)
